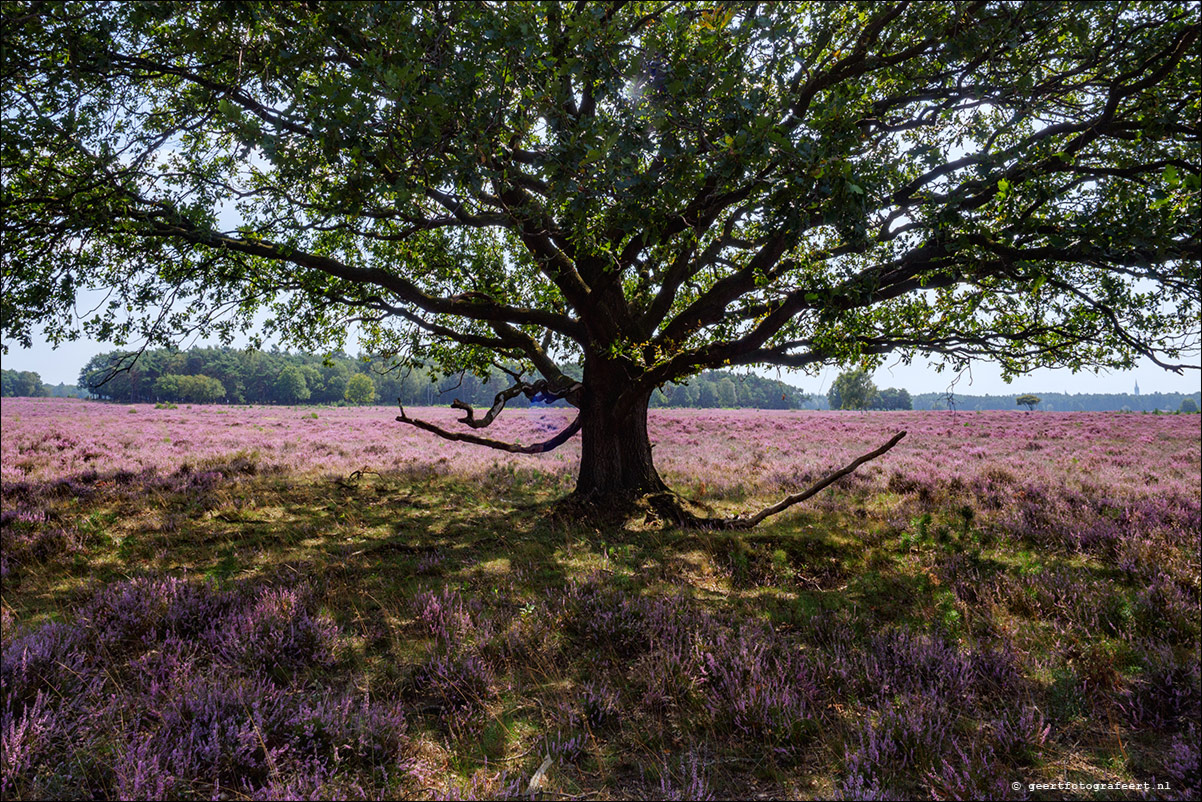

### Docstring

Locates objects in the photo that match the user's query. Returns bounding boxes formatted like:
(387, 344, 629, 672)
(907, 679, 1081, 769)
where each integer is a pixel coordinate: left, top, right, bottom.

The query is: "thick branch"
(135, 209, 586, 341)
(451, 376, 583, 427)
(396, 404, 582, 454)
(451, 382, 527, 428)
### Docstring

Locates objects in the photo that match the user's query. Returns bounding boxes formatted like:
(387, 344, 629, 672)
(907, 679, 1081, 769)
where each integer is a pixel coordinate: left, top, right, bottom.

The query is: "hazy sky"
(3, 328, 1198, 397)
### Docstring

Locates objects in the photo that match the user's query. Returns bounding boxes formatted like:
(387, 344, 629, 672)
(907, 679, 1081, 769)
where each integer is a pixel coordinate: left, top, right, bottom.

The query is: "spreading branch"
(396, 403, 582, 454)
(451, 377, 584, 428)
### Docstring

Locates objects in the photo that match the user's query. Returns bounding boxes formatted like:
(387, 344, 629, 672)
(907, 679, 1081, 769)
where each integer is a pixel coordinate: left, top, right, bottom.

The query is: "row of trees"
(74, 348, 809, 409)
(653, 372, 806, 409)
(912, 390, 1202, 412)
(80, 349, 419, 406)
(1013, 393, 1202, 413)
(16, 358, 1197, 412)
(0, 370, 83, 398)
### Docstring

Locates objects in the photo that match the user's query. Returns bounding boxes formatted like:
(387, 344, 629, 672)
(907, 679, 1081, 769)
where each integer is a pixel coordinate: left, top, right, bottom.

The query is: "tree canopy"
(2, 1, 1199, 515)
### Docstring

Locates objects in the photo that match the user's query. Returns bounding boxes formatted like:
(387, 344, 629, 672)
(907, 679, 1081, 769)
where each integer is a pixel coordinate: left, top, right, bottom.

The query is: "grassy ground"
(2, 458, 1199, 800)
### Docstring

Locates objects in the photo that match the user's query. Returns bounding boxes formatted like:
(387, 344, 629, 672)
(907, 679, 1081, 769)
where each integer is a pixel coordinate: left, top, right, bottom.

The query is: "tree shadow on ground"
(3, 466, 1196, 801)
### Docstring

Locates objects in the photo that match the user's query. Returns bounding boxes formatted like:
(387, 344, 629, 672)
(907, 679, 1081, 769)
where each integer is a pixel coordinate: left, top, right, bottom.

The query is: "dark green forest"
(4, 349, 809, 409)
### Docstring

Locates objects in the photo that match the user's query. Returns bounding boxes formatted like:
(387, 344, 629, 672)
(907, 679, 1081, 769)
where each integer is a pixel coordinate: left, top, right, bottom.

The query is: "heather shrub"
(1120, 641, 1201, 730)
(0, 621, 91, 715)
(923, 743, 1021, 801)
(0, 575, 417, 800)
(162, 579, 239, 639)
(968, 643, 1027, 702)
(147, 673, 295, 788)
(0, 504, 80, 578)
(215, 585, 340, 678)
(989, 705, 1050, 765)
(77, 576, 207, 648)
(2, 406, 1198, 799)
(563, 582, 653, 656)
(1159, 723, 1200, 800)
(412, 587, 478, 648)
(938, 551, 988, 606)
(630, 641, 700, 723)
(654, 749, 715, 801)
(581, 679, 621, 727)
(272, 692, 408, 773)
(1132, 572, 1200, 645)
(1044, 664, 1087, 724)
(831, 772, 899, 801)
(544, 729, 589, 764)
(696, 627, 819, 754)
(838, 694, 954, 794)
(0, 692, 56, 799)
(245, 761, 399, 802)
(142, 673, 410, 793)
(1003, 568, 1110, 634)
(412, 653, 496, 736)
(859, 629, 974, 703)
(111, 734, 177, 800)
(0, 606, 14, 642)
(492, 602, 562, 664)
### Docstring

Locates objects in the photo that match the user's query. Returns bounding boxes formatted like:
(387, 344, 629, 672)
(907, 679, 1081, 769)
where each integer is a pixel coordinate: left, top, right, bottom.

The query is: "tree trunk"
(573, 358, 667, 500)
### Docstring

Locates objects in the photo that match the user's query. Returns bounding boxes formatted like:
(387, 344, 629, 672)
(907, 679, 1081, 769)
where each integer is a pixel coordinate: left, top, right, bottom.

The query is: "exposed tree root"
(640, 431, 907, 530)
(550, 488, 645, 528)
(546, 431, 906, 530)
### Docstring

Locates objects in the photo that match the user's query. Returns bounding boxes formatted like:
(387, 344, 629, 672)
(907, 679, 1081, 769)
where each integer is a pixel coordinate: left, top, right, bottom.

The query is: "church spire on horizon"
(1134, 381, 1140, 396)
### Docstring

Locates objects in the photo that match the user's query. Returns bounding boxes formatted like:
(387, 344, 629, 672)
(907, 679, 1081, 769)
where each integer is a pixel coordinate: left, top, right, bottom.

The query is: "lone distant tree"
(1180, 397, 1198, 413)
(1016, 394, 1042, 412)
(3, 2, 1199, 525)
(829, 370, 878, 411)
(344, 374, 377, 406)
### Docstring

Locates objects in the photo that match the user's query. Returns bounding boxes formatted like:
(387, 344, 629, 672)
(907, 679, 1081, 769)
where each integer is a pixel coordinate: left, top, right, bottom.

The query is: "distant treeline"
(913, 391, 1202, 412)
(28, 348, 810, 409)
(6, 359, 1197, 412)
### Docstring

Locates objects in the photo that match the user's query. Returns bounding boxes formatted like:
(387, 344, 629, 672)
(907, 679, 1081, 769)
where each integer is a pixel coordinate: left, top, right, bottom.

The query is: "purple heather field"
(2, 397, 1200, 800)
(3, 397, 1198, 499)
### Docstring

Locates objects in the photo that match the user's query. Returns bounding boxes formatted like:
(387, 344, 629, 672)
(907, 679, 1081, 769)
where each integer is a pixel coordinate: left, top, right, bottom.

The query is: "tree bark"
(573, 357, 667, 500)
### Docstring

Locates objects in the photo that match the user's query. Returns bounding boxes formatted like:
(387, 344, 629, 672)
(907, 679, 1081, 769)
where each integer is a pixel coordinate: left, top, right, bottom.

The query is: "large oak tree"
(3, 1, 1199, 519)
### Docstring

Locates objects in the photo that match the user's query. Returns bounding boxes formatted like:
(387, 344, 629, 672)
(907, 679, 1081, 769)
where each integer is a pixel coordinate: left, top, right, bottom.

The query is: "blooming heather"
(2, 400, 1197, 502)
(1, 398, 1198, 799)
